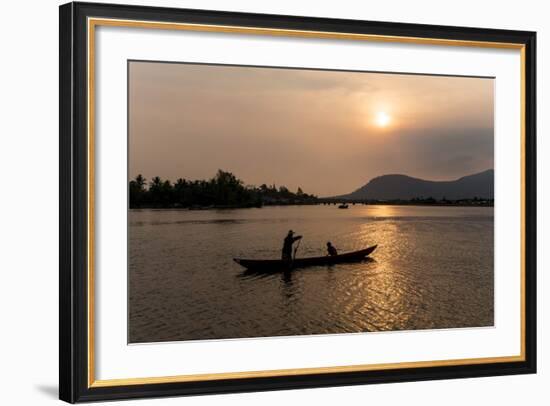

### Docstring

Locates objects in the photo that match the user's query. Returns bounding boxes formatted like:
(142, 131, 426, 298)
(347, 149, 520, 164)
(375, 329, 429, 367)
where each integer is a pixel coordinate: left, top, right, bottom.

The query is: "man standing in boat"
(282, 230, 302, 261)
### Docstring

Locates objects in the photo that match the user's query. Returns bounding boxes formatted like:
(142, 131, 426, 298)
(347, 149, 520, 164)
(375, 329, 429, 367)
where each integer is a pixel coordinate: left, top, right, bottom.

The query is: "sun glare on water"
(375, 112, 391, 127)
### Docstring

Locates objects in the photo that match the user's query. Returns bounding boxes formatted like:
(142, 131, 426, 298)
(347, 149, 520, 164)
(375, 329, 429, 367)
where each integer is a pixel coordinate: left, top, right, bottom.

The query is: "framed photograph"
(59, 2, 536, 403)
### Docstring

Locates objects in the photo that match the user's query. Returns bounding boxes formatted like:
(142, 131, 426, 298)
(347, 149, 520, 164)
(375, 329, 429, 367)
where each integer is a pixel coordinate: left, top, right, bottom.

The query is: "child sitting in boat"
(326, 242, 338, 256)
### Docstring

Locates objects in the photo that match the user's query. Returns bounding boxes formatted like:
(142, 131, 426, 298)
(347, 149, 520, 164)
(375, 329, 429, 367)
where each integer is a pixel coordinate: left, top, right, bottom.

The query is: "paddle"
(291, 238, 302, 265)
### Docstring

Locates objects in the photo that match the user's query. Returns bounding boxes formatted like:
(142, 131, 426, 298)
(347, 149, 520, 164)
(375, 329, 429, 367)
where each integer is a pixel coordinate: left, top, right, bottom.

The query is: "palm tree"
(174, 178, 188, 206)
(161, 180, 173, 206)
(135, 174, 146, 191)
(129, 174, 147, 208)
(149, 176, 163, 206)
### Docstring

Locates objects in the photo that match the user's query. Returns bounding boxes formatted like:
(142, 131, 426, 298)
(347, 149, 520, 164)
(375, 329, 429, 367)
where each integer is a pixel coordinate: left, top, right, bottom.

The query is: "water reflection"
(129, 205, 494, 342)
(280, 270, 295, 304)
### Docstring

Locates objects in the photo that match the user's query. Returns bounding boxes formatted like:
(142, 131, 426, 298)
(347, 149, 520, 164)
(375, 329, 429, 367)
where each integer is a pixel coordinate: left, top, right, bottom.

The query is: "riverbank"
(130, 200, 493, 210)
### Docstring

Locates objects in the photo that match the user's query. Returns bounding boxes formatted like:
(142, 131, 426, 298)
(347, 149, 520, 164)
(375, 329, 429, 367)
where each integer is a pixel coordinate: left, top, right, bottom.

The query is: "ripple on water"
(128, 205, 494, 342)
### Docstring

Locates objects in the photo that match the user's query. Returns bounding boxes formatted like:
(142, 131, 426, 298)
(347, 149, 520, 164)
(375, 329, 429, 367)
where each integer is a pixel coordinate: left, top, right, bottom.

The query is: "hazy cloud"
(129, 61, 494, 196)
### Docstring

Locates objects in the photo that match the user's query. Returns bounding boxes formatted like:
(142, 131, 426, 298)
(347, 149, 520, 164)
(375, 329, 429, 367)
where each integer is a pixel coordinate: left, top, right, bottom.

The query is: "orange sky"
(129, 61, 494, 196)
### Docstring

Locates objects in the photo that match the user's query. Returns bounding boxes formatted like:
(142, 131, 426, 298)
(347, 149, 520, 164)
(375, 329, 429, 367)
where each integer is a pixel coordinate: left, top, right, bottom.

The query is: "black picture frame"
(60, 1, 536, 403)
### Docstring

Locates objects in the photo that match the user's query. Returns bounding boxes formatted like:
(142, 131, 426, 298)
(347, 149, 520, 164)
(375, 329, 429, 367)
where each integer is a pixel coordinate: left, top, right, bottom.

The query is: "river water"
(128, 205, 493, 343)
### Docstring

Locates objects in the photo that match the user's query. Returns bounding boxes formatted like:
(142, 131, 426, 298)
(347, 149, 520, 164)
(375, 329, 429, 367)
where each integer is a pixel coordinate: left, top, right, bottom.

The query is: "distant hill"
(333, 169, 494, 201)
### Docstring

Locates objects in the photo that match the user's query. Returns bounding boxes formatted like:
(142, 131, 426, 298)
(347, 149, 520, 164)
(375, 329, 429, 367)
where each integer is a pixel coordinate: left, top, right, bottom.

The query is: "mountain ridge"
(331, 169, 494, 201)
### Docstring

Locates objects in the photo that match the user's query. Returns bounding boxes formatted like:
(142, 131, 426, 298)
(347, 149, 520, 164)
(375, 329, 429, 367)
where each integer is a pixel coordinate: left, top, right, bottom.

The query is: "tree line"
(129, 170, 318, 209)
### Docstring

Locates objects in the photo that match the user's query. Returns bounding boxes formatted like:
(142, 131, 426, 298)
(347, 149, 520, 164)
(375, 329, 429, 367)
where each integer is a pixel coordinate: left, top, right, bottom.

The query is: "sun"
(375, 112, 391, 127)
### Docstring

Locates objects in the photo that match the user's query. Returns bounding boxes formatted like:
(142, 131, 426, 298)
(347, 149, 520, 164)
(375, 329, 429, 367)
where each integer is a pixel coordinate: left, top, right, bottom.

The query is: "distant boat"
(234, 245, 377, 271)
(338, 203, 349, 209)
(188, 204, 214, 210)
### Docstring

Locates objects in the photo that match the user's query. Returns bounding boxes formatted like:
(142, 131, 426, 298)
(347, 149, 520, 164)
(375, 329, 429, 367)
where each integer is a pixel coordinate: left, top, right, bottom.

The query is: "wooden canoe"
(233, 245, 377, 271)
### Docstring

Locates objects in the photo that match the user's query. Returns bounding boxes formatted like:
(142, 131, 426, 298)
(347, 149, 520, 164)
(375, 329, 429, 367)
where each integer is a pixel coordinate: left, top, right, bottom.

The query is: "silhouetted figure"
(326, 242, 338, 256)
(282, 230, 302, 261)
